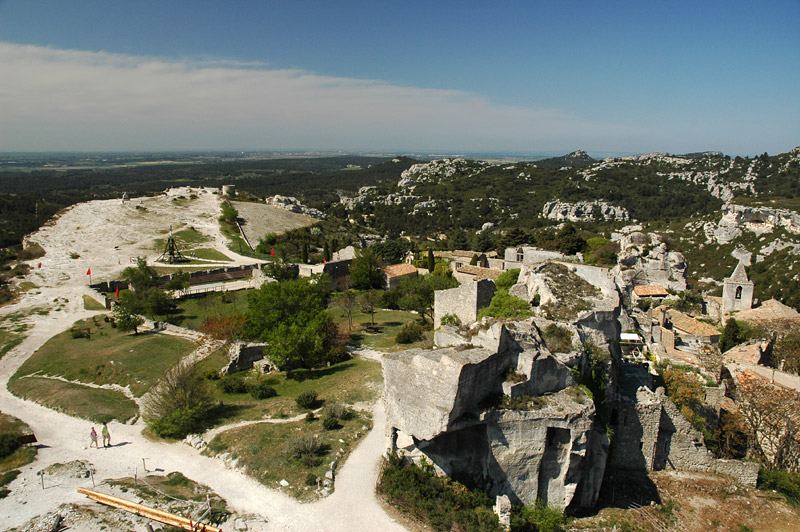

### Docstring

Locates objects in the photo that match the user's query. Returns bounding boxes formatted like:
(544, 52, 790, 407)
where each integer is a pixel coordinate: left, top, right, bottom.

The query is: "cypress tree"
(426, 250, 435, 272)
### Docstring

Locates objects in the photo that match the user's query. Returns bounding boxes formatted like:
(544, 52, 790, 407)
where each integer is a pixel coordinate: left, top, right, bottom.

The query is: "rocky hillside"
(340, 147, 800, 236)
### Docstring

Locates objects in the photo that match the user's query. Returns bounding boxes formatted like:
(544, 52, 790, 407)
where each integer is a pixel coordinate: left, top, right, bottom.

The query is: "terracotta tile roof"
(633, 285, 669, 297)
(723, 342, 765, 365)
(735, 299, 800, 323)
(383, 263, 418, 278)
(667, 309, 720, 337)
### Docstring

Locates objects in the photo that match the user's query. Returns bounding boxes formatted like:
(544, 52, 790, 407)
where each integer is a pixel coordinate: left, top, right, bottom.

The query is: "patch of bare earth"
(232, 201, 316, 244)
(571, 470, 800, 532)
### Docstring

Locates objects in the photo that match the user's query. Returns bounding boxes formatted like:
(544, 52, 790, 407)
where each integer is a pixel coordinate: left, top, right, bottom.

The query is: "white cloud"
(0, 42, 639, 152)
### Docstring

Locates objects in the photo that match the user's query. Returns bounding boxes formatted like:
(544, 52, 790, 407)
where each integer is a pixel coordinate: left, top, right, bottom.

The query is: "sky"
(0, 1, 798, 156)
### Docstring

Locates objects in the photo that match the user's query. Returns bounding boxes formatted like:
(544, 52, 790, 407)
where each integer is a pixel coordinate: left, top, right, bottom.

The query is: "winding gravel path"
(0, 188, 407, 532)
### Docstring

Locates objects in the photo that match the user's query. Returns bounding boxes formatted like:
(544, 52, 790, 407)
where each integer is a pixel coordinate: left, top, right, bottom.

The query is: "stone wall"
(433, 278, 496, 328)
(611, 387, 759, 487)
(222, 342, 269, 374)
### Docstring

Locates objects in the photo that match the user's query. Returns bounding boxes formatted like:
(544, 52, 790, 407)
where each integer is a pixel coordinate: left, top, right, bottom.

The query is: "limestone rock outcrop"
(612, 232, 688, 292)
(704, 204, 800, 245)
(542, 200, 630, 222)
(384, 320, 609, 511)
(265, 195, 325, 219)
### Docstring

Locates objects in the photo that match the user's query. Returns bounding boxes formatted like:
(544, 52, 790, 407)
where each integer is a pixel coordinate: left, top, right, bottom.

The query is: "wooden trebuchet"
(77, 487, 221, 532)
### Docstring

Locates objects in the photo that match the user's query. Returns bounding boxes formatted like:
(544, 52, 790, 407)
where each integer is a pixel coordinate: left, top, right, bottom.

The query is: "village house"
(631, 284, 669, 306)
(383, 263, 418, 290)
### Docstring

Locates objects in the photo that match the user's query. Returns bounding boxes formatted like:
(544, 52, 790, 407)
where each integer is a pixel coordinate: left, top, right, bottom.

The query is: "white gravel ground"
(0, 188, 407, 532)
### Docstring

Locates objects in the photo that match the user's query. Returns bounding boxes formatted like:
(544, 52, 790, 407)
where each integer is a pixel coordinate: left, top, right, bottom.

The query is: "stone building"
(383, 263, 418, 290)
(433, 279, 496, 328)
(722, 262, 754, 315)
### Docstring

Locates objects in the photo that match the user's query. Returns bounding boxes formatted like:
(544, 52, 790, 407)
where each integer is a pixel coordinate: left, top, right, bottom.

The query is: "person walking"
(101, 422, 110, 447)
(89, 427, 98, 448)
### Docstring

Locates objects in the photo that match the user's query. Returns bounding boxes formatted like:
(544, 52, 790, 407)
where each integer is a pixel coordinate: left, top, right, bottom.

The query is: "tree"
(359, 289, 383, 326)
(426, 249, 435, 272)
(736, 373, 800, 471)
(122, 256, 160, 292)
(556, 224, 586, 255)
(349, 248, 385, 290)
(264, 260, 299, 281)
(165, 270, 190, 296)
(720, 318, 742, 353)
(244, 278, 337, 376)
(199, 314, 246, 344)
(371, 239, 410, 264)
(144, 361, 215, 438)
(323, 241, 332, 262)
(335, 289, 358, 331)
(219, 202, 238, 224)
(301, 242, 309, 264)
(398, 271, 459, 323)
(113, 299, 145, 334)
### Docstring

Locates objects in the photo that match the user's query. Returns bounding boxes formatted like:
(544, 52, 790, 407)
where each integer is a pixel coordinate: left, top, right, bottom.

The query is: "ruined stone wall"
(433, 279, 496, 328)
(611, 388, 759, 487)
(222, 342, 268, 374)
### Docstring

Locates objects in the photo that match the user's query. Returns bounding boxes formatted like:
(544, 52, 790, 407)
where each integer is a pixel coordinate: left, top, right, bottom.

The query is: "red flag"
(323, 258, 326, 265)
(86, 268, 91, 276)
(115, 285, 120, 298)
(270, 248, 275, 256)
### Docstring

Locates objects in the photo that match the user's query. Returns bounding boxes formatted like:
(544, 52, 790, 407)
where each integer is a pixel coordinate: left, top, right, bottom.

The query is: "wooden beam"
(77, 487, 221, 532)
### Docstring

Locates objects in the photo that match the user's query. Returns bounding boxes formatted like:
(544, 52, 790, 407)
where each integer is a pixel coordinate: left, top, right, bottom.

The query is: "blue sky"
(0, 1, 798, 155)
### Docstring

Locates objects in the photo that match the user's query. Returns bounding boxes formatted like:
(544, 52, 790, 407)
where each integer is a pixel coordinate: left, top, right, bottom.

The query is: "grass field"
(187, 248, 233, 262)
(170, 290, 250, 330)
(206, 410, 372, 500)
(0, 413, 38, 499)
(10, 316, 196, 396)
(196, 353, 383, 425)
(328, 306, 433, 352)
(82, 295, 106, 310)
(8, 377, 139, 423)
(0, 307, 48, 360)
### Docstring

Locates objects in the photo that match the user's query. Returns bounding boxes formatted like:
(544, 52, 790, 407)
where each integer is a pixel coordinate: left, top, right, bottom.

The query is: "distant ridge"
(533, 150, 597, 169)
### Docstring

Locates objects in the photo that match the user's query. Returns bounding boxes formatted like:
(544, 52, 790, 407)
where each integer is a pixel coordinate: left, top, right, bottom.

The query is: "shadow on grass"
(288, 362, 355, 382)
(207, 403, 252, 427)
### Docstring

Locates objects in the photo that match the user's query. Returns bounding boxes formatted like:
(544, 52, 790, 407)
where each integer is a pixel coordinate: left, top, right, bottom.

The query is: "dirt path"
(0, 188, 407, 532)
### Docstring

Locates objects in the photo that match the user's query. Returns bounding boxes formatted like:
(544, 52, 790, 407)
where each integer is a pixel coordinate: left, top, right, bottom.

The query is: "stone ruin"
(384, 321, 609, 511)
(385, 257, 759, 514)
(222, 342, 272, 375)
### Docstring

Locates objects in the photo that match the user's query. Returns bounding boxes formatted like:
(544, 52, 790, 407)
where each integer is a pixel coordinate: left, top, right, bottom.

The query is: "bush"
(285, 434, 328, 459)
(217, 376, 248, 394)
(149, 406, 209, 439)
(321, 402, 351, 420)
(305, 473, 318, 486)
(70, 327, 90, 339)
(0, 431, 21, 459)
(542, 324, 573, 353)
(246, 379, 277, 400)
(378, 453, 504, 532)
(759, 468, 800, 506)
(326, 346, 351, 365)
(510, 499, 570, 532)
(322, 415, 340, 430)
(296, 390, 319, 409)
(440, 313, 461, 327)
(396, 322, 423, 344)
(305, 411, 316, 423)
(202, 369, 221, 381)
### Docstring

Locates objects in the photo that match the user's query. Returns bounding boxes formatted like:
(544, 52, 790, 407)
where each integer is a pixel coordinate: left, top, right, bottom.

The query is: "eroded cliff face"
(612, 232, 688, 292)
(383, 321, 611, 510)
